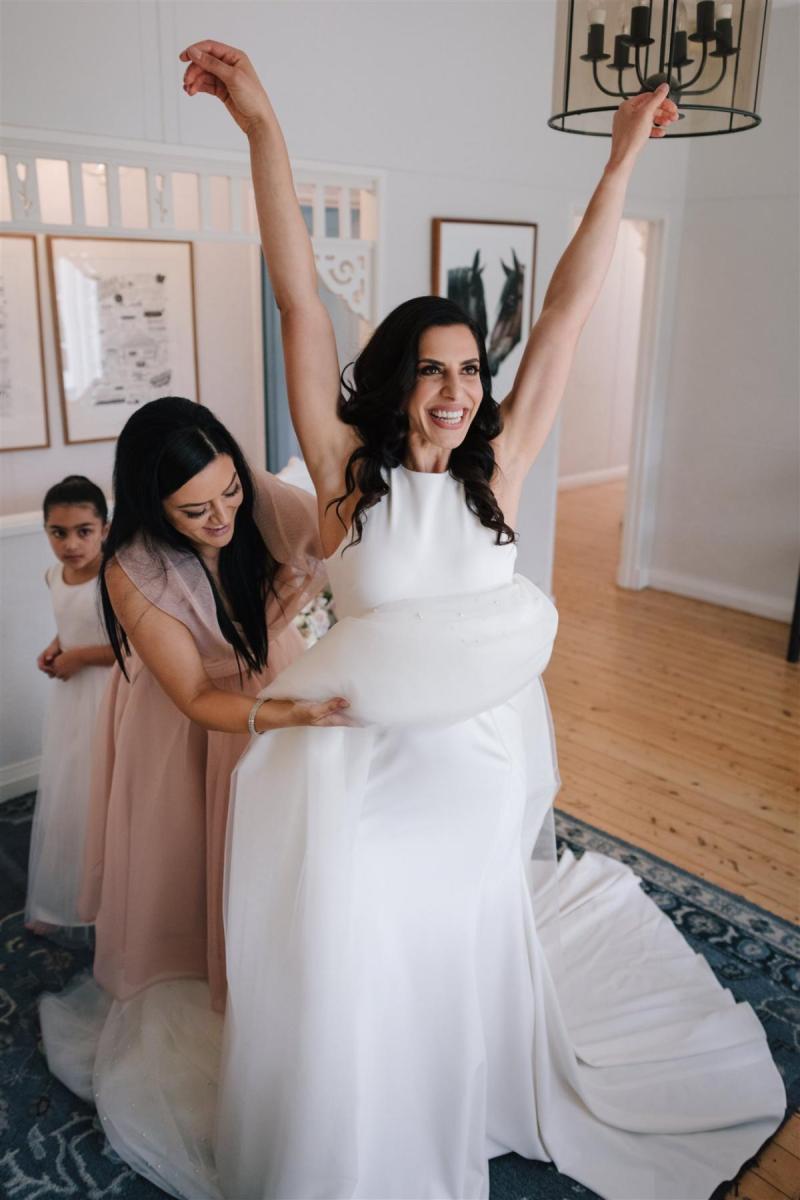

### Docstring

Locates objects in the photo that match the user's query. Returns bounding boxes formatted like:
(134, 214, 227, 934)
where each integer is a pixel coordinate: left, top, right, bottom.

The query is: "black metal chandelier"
(549, 0, 772, 136)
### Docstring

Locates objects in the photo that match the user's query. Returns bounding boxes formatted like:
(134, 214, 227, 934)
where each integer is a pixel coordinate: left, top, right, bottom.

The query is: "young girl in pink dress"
(26, 475, 114, 937)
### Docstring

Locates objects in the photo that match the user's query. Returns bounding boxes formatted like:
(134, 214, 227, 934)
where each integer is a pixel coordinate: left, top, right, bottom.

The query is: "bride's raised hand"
(180, 40, 270, 136)
(609, 83, 679, 167)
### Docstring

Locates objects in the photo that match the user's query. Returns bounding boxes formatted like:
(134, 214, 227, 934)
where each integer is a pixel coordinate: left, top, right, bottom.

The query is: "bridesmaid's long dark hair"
(101, 397, 276, 677)
(332, 296, 516, 548)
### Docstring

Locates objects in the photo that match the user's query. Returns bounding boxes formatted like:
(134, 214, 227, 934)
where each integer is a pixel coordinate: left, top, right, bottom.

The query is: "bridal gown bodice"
(325, 463, 518, 616)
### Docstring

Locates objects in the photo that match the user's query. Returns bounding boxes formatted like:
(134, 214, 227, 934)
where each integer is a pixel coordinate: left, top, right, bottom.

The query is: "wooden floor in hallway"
(546, 479, 799, 1200)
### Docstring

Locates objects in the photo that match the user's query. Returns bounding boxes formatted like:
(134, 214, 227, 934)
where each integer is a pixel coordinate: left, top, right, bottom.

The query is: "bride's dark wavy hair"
(101, 397, 276, 678)
(332, 296, 516, 547)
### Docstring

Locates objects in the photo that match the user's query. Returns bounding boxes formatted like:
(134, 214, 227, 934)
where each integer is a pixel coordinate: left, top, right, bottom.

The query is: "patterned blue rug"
(1, 794, 797, 1199)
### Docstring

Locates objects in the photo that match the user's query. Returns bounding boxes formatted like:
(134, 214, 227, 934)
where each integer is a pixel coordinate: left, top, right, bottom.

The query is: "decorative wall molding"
(558, 465, 628, 491)
(0, 756, 39, 804)
(647, 567, 793, 623)
(0, 127, 385, 323)
(0, 510, 46, 540)
(314, 242, 372, 321)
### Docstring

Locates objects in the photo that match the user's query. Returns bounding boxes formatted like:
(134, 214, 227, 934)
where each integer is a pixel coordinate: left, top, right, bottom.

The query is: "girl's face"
(404, 325, 485, 452)
(162, 453, 244, 554)
(45, 504, 107, 570)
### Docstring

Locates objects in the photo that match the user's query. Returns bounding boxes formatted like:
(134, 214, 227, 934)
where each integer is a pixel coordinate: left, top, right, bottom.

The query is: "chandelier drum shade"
(549, 0, 771, 136)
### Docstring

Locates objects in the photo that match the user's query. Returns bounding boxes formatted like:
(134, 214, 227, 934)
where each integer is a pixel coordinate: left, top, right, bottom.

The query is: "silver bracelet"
(248, 696, 268, 736)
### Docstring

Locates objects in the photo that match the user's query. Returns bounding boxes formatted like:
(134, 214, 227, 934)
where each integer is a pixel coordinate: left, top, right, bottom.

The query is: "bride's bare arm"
(494, 86, 678, 487)
(181, 41, 356, 495)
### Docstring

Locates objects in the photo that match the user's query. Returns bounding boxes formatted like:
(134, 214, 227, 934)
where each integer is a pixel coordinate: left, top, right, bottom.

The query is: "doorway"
(556, 216, 663, 591)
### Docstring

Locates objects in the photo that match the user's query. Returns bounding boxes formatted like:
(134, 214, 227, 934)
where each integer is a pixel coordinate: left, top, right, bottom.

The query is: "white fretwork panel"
(314, 242, 372, 322)
(0, 133, 382, 323)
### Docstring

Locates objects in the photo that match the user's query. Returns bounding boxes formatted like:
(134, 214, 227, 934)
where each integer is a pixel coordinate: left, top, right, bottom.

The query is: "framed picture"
(0, 233, 50, 452)
(431, 218, 538, 403)
(47, 236, 199, 444)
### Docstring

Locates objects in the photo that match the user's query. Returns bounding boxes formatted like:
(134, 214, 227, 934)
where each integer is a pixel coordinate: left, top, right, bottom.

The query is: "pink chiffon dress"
(39, 471, 325, 1178)
(78, 469, 325, 1012)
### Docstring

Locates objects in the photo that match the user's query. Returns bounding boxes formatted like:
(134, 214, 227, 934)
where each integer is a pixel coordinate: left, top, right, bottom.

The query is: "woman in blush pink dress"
(40, 397, 350, 1197)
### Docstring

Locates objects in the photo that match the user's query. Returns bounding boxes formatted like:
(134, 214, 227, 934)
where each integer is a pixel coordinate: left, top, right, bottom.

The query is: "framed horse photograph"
(431, 217, 538, 404)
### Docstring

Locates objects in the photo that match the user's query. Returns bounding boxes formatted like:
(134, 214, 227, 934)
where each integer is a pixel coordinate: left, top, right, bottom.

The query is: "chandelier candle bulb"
(589, 7, 607, 23)
(587, 21, 607, 56)
(695, 0, 716, 37)
(612, 32, 632, 68)
(718, 1, 733, 17)
(714, 15, 734, 52)
(671, 28, 689, 63)
(629, 4, 652, 43)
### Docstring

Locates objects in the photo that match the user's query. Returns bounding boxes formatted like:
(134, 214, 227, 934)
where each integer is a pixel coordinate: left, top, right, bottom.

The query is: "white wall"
(648, 2, 799, 620)
(0, 0, 692, 587)
(1, 0, 695, 788)
(558, 218, 649, 486)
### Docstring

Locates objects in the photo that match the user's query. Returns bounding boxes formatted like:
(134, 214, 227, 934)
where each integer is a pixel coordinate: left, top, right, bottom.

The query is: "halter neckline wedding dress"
(43, 467, 783, 1200)
(215, 464, 785, 1200)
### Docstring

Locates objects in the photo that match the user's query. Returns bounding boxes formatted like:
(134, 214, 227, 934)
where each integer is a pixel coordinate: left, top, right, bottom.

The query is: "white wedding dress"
(216, 465, 786, 1200)
(44, 466, 784, 1199)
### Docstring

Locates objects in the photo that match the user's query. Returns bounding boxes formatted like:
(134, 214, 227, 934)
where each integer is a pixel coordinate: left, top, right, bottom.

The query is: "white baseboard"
(0, 756, 39, 803)
(647, 569, 793, 623)
(617, 563, 649, 590)
(558, 466, 628, 491)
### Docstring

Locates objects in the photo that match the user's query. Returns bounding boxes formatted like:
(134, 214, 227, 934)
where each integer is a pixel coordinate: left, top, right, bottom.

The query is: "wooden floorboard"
(545, 480, 799, 1200)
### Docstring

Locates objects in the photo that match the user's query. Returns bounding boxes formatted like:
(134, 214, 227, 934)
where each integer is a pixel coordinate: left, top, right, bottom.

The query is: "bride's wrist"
(246, 109, 278, 143)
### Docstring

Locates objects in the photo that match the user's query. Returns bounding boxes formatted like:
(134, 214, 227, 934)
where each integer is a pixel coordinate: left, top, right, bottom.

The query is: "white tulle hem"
(40, 973, 223, 1200)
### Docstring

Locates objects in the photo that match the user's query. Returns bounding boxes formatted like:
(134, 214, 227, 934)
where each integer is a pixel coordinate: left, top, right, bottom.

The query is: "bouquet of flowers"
(294, 587, 337, 647)
(277, 458, 338, 647)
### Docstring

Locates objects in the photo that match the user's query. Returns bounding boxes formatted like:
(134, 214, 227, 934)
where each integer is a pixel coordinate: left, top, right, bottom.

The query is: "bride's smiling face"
(404, 325, 484, 451)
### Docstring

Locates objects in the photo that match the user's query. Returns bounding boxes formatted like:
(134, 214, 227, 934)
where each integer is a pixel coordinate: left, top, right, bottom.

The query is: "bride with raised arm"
(179, 40, 785, 1200)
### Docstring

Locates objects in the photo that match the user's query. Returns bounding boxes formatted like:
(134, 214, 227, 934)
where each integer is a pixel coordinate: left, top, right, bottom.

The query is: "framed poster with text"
(0, 233, 50, 452)
(48, 236, 198, 444)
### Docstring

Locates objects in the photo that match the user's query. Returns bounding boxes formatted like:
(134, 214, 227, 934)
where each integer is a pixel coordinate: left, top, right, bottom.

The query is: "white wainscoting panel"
(0, 512, 55, 801)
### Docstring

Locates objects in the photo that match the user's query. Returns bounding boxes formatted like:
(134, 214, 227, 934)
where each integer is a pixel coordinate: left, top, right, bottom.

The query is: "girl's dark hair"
(332, 296, 515, 547)
(43, 475, 108, 523)
(101, 397, 276, 678)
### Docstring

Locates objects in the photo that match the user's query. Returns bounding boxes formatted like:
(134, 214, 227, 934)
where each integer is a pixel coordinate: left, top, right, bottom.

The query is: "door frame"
(614, 208, 676, 590)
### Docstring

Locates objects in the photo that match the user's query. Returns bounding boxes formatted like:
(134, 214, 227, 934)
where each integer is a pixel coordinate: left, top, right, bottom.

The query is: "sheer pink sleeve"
(114, 536, 222, 658)
(251, 469, 327, 633)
